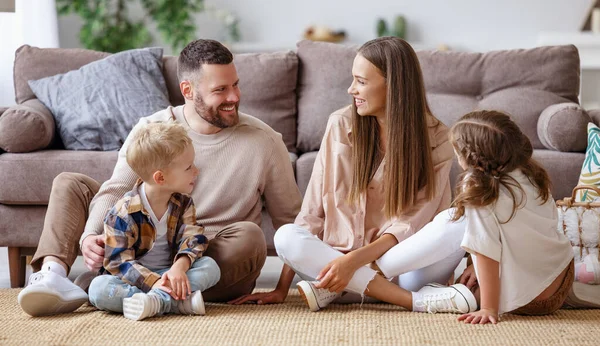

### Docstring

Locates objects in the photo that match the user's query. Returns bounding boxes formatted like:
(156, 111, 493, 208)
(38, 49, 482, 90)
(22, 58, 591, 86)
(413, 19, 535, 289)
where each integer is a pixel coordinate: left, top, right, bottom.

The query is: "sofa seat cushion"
(0, 204, 47, 247)
(0, 150, 118, 205)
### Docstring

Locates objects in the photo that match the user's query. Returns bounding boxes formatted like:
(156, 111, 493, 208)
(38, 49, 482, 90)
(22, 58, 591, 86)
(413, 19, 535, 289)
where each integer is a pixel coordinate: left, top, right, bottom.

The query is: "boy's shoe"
(297, 280, 342, 312)
(563, 281, 600, 308)
(18, 271, 89, 317)
(414, 283, 477, 314)
(575, 255, 600, 285)
(123, 292, 162, 321)
(171, 291, 205, 316)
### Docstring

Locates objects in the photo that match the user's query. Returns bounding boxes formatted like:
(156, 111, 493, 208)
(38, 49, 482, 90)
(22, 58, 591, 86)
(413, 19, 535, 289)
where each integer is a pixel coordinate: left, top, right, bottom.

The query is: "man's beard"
(193, 93, 239, 129)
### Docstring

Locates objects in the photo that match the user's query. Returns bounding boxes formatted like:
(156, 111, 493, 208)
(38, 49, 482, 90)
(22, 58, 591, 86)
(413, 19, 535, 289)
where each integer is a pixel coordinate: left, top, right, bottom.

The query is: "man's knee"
(228, 221, 267, 256)
(52, 172, 94, 199)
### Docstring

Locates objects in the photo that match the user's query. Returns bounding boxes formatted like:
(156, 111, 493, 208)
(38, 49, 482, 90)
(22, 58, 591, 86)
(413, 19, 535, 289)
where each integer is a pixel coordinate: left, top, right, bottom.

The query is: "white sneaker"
(123, 292, 163, 321)
(414, 283, 477, 314)
(171, 291, 205, 316)
(17, 271, 89, 317)
(297, 280, 342, 312)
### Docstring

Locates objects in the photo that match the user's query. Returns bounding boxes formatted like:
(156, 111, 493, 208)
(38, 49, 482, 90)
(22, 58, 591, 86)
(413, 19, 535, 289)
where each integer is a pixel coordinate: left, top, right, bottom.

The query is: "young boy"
(88, 122, 220, 321)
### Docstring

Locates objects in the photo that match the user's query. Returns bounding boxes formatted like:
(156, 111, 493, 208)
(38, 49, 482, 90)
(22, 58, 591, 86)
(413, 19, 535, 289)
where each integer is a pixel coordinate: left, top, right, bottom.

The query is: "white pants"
(274, 209, 466, 301)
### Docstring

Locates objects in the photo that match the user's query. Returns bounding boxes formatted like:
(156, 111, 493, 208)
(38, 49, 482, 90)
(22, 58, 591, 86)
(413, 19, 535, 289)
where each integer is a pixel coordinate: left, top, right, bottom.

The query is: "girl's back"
(461, 168, 572, 313)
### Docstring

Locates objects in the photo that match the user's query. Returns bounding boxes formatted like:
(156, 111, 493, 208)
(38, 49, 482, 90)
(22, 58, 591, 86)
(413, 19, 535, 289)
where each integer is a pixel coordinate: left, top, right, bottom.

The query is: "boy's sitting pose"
(88, 122, 220, 321)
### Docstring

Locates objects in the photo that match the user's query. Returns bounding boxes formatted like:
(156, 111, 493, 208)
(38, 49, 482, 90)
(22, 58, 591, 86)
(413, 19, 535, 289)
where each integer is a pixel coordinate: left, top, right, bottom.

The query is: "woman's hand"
(458, 308, 499, 324)
(314, 255, 360, 293)
(228, 288, 288, 305)
(457, 264, 478, 289)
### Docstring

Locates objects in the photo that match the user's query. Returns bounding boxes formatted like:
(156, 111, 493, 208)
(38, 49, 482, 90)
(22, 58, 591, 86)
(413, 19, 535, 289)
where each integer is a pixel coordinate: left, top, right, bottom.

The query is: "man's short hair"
(126, 122, 192, 181)
(177, 39, 233, 83)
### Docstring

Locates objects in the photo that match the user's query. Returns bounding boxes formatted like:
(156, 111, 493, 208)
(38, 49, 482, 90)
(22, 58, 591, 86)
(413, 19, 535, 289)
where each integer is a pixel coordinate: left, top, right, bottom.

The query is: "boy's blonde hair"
(126, 122, 192, 181)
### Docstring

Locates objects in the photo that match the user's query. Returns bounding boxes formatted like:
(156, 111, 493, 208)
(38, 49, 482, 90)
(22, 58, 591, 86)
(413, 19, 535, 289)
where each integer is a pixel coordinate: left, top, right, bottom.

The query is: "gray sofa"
(0, 40, 595, 287)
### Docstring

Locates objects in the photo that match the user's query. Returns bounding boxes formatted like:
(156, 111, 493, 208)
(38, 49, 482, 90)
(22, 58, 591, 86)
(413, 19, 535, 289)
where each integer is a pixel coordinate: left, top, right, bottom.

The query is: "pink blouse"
(295, 105, 454, 252)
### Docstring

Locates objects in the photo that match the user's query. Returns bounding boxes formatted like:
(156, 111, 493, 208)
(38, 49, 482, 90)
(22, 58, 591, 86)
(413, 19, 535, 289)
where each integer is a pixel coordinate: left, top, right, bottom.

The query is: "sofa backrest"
(295, 40, 581, 153)
(13, 45, 299, 153)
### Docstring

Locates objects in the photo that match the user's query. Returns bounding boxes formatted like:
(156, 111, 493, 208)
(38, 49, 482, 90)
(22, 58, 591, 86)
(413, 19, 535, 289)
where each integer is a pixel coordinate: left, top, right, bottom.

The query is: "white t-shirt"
(137, 183, 172, 270)
(460, 169, 573, 314)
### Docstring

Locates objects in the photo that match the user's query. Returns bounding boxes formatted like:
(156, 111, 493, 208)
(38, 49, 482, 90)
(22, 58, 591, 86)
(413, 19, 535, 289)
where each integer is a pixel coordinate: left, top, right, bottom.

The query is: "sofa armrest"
(0, 99, 55, 153)
(537, 102, 590, 152)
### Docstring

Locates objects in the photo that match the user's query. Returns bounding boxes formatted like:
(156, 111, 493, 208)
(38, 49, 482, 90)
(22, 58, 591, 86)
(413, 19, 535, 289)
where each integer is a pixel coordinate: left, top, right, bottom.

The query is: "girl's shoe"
(297, 281, 341, 312)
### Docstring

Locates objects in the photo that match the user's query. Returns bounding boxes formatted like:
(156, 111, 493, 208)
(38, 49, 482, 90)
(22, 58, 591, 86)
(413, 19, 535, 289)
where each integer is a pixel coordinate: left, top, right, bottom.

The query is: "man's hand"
(458, 308, 499, 324)
(457, 264, 478, 289)
(81, 234, 105, 271)
(228, 288, 288, 305)
(314, 255, 359, 293)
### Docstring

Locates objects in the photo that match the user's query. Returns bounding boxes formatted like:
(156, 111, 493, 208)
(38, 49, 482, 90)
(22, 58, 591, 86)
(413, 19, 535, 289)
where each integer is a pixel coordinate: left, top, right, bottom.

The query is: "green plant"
(376, 15, 406, 39)
(57, 0, 205, 53)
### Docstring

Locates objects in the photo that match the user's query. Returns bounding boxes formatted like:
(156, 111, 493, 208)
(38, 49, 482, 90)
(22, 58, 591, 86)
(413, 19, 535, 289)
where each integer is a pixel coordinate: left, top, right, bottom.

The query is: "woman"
(231, 37, 476, 314)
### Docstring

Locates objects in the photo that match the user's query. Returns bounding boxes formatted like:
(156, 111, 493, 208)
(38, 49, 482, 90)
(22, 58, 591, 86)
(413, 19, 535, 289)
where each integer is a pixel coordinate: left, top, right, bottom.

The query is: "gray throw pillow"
(29, 47, 170, 151)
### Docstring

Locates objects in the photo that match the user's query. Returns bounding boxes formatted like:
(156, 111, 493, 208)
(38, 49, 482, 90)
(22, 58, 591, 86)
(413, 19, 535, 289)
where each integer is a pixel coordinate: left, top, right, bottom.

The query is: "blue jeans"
(88, 256, 220, 313)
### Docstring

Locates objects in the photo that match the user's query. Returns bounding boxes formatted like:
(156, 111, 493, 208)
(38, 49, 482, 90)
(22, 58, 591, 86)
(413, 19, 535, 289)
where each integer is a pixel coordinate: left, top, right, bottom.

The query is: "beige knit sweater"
(80, 105, 302, 245)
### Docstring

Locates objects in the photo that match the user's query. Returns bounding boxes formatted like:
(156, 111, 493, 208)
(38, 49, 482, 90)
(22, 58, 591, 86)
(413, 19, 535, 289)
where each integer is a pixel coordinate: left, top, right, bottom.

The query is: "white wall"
(0, 0, 58, 106)
(57, 0, 594, 53)
(0, 12, 21, 106)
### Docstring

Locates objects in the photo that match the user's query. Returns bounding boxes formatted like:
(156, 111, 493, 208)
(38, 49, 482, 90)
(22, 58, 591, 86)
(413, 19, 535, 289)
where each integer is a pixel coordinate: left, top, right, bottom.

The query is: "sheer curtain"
(0, 0, 58, 106)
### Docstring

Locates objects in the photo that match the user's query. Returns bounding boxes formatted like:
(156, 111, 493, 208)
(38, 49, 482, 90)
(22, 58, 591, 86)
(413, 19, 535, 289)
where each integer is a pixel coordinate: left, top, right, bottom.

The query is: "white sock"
(42, 261, 67, 278)
(412, 292, 426, 312)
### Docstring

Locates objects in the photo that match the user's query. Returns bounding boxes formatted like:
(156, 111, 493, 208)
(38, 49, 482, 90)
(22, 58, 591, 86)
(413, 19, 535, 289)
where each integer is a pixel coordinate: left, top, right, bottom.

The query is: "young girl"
(452, 110, 600, 324)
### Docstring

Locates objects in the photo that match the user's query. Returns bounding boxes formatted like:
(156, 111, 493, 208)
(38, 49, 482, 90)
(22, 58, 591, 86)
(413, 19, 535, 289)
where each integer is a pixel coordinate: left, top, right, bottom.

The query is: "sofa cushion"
(296, 41, 358, 153)
(0, 204, 47, 247)
(296, 40, 581, 153)
(234, 51, 299, 153)
(295, 151, 318, 196)
(537, 103, 590, 152)
(29, 47, 170, 151)
(0, 150, 118, 205)
(0, 99, 55, 153)
(13, 45, 111, 104)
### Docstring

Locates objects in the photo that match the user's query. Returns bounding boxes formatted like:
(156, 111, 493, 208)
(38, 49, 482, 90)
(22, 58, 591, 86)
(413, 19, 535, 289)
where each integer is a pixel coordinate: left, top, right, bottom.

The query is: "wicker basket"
(556, 185, 600, 263)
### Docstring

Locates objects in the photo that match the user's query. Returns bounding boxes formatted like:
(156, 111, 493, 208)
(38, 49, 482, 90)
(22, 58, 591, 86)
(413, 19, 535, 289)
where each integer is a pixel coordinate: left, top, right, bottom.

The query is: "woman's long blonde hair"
(348, 37, 436, 219)
(449, 110, 551, 222)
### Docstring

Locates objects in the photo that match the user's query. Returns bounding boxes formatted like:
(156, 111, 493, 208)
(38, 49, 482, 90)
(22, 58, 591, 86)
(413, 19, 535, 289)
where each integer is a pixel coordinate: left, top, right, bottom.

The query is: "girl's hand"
(314, 255, 359, 293)
(458, 308, 499, 324)
(458, 264, 478, 289)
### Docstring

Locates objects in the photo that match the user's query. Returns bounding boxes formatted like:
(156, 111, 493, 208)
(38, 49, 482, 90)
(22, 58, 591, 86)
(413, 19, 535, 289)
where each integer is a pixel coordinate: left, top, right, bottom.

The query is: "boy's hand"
(457, 264, 478, 289)
(458, 308, 499, 324)
(152, 278, 172, 294)
(162, 258, 192, 300)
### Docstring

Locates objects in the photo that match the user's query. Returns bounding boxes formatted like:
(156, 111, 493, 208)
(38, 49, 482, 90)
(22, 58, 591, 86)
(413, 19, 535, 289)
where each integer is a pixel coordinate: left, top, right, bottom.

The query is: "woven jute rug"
(1, 288, 599, 345)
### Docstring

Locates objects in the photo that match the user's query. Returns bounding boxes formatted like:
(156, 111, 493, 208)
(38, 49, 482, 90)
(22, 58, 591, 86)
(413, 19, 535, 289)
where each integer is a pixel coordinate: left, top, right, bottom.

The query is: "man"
(18, 39, 302, 316)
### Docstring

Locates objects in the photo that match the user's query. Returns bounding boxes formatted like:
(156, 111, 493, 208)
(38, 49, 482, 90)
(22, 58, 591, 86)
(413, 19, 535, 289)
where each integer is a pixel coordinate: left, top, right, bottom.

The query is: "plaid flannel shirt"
(103, 180, 208, 292)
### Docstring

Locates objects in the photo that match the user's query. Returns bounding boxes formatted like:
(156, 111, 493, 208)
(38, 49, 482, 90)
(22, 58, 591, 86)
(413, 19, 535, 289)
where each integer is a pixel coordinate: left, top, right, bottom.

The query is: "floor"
(0, 246, 466, 289)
